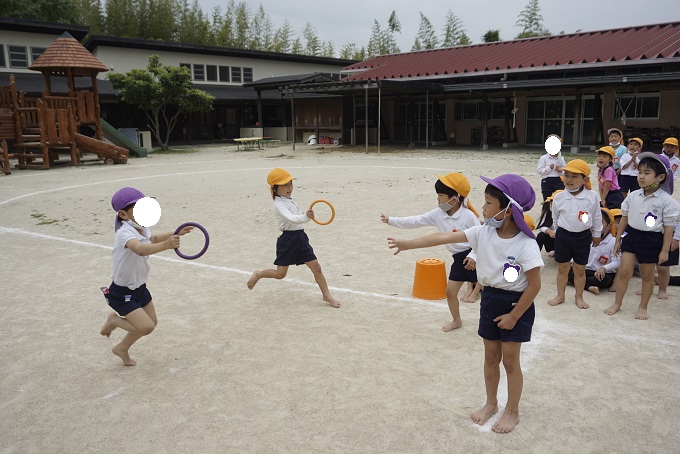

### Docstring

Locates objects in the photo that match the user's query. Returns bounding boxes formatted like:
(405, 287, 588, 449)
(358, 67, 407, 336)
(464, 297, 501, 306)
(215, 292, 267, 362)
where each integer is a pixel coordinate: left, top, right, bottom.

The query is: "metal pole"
(378, 84, 381, 154)
(365, 84, 368, 154)
(425, 90, 429, 150)
(352, 93, 356, 146)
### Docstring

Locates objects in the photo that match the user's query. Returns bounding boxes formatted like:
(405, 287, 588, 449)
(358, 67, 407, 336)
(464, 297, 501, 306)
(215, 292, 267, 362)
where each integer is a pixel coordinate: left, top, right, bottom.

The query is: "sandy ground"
(1, 144, 679, 453)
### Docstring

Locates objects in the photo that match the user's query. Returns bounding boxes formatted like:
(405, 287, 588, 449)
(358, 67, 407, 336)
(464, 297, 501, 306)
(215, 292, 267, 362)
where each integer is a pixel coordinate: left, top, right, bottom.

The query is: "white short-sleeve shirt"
(622, 188, 679, 232)
(464, 225, 544, 292)
(552, 189, 602, 236)
(111, 222, 151, 289)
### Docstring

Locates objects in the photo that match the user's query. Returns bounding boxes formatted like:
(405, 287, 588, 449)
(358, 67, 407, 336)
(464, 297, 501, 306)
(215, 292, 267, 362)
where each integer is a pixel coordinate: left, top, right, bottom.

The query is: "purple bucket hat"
(111, 187, 145, 231)
(638, 152, 673, 195)
(480, 174, 537, 239)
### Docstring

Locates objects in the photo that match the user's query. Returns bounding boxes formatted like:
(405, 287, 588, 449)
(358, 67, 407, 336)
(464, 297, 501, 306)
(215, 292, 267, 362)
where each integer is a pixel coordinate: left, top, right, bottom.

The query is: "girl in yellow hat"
(247, 168, 341, 308)
(596, 146, 623, 209)
(381, 172, 481, 332)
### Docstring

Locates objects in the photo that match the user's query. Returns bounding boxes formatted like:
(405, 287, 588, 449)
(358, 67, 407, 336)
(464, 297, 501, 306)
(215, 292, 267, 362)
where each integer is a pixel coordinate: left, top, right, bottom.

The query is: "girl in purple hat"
(387, 174, 543, 434)
(100, 187, 193, 366)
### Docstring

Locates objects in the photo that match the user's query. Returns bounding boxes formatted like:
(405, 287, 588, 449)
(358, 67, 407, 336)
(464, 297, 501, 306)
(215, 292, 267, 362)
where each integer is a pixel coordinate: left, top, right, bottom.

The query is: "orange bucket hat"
(524, 214, 536, 231)
(563, 159, 592, 190)
(596, 146, 615, 159)
(267, 168, 294, 198)
(600, 207, 616, 236)
(436, 172, 479, 217)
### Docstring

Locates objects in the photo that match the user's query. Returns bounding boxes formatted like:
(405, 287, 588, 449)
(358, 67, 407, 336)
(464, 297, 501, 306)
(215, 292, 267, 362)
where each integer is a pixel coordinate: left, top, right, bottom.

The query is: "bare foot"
(635, 289, 642, 296)
(657, 291, 668, 300)
(492, 409, 520, 434)
(604, 303, 621, 315)
(112, 345, 136, 366)
(471, 403, 498, 425)
(546, 295, 565, 306)
(575, 296, 589, 309)
(461, 291, 473, 303)
(587, 286, 600, 295)
(324, 296, 341, 308)
(464, 290, 481, 304)
(608, 286, 616, 293)
(246, 271, 260, 290)
(442, 319, 462, 332)
(547, 251, 555, 258)
(100, 313, 117, 338)
(635, 307, 649, 320)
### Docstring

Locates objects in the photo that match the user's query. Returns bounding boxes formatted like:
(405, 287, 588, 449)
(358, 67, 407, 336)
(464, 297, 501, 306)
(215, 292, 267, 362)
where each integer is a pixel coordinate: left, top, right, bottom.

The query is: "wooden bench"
(258, 139, 281, 148)
(1, 140, 11, 175)
(233, 137, 263, 151)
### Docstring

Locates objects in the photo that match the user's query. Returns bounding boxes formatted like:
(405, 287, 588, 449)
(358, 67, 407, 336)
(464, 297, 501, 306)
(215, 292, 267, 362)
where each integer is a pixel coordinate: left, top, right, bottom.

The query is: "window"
(231, 66, 241, 83)
(219, 65, 230, 82)
(242, 67, 253, 83)
(0, 45, 5, 67)
(453, 99, 506, 121)
(31, 47, 47, 63)
(193, 64, 205, 81)
(614, 93, 660, 120)
(206, 65, 217, 82)
(8, 46, 27, 68)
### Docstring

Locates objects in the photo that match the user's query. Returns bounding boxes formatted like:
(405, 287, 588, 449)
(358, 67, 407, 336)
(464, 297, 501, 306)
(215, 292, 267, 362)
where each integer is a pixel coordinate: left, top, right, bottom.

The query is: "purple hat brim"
(638, 152, 674, 195)
(480, 175, 536, 239)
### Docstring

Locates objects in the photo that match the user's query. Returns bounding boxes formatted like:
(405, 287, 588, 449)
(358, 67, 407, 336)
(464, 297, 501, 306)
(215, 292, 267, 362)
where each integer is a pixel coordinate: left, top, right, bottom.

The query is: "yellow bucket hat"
(524, 214, 536, 231)
(663, 137, 679, 147)
(601, 207, 616, 236)
(596, 146, 615, 158)
(436, 172, 479, 217)
(545, 189, 563, 202)
(563, 159, 592, 190)
(267, 168, 294, 198)
(609, 208, 622, 218)
(628, 137, 644, 148)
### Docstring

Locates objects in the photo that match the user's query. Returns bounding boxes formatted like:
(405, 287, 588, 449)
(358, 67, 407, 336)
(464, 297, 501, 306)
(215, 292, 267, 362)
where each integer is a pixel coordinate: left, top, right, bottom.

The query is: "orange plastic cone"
(412, 258, 447, 300)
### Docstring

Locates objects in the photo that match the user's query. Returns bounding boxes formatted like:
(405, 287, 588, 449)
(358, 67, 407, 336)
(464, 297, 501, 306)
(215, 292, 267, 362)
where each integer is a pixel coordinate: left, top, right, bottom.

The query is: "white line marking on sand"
(102, 387, 125, 399)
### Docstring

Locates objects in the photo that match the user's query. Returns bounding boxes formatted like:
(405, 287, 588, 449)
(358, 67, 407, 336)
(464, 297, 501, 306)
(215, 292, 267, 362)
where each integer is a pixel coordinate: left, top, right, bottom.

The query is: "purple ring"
(174, 222, 209, 260)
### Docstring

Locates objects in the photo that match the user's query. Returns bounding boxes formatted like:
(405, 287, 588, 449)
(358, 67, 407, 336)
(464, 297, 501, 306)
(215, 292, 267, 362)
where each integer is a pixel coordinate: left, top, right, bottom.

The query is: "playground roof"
(342, 22, 680, 81)
(30, 32, 109, 77)
(0, 73, 118, 96)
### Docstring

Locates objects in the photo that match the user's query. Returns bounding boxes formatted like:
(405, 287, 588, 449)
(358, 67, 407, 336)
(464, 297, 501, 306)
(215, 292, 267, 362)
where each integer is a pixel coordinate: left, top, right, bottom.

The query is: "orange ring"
(309, 199, 335, 225)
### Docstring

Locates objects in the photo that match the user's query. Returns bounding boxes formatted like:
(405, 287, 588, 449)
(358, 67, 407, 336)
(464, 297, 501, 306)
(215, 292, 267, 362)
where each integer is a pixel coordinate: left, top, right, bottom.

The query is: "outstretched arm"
(387, 231, 468, 255)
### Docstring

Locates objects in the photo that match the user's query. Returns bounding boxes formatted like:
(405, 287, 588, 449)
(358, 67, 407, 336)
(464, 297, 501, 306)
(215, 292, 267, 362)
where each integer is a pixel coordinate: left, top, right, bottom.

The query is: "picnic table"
(233, 137, 263, 151)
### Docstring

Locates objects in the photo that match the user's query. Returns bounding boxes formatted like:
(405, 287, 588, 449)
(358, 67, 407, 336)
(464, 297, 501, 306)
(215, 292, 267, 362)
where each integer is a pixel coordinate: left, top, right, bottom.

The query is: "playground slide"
(91, 118, 148, 157)
(74, 133, 128, 164)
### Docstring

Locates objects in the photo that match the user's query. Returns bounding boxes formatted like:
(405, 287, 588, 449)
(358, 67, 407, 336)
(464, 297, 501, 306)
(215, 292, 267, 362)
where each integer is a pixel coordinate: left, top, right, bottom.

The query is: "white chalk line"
(0, 226, 444, 309)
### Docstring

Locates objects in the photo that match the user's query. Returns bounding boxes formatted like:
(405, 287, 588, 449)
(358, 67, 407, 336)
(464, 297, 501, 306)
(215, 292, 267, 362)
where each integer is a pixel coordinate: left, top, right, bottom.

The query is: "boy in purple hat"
(387, 174, 543, 434)
(100, 187, 193, 366)
(605, 153, 678, 320)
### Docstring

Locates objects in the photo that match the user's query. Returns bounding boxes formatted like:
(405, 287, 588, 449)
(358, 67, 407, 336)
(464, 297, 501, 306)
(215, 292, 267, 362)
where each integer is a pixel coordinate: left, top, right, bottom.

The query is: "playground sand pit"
(1, 144, 679, 452)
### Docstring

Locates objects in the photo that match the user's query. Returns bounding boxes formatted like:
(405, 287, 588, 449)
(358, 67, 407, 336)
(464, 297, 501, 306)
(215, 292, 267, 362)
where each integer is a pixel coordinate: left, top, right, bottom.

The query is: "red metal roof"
(342, 22, 680, 81)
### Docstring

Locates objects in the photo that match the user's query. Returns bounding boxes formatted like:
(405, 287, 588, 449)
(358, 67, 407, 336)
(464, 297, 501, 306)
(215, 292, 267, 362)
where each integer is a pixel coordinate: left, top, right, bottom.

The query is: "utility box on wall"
(138, 131, 152, 150)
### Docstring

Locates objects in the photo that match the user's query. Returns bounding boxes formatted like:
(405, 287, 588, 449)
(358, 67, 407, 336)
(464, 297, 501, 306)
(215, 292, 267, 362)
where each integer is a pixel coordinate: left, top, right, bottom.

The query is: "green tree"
(105, 0, 137, 37)
(339, 43, 364, 60)
(147, 0, 178, 42)
(272, 19, 294, 53)
(366, 20, 383, 58)
(108, 55, 215, 150)
(291, 37, 303, 55)
(233, 1, 250, 48)
(413, 12, 438, 50)
(0, 0, 78, 23)
(458, 32, 472, 45)
(71, 0, 105, 35)
(441, 10, 467, 47)
(515, 0, 550, 39)
(321, 41, 335, 58)
(303, 22, 320, 56)
(482, 29, 501, 42)
(216, 0, 236, 47)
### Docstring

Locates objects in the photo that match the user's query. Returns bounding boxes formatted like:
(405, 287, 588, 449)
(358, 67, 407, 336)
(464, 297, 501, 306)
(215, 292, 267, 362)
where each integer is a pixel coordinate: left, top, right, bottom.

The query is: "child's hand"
(306, 209, 315, 219)
(387, 237, 408, 255)
(671, 239, 679, 252)
(177, 226, 194, 236)
(550, 164, 555, 169)
(165, 235, 181, 250)
(595, 267, 606, 281)
(494, 313, 518, 330)
(547, 229, 556, 238)
(592, 237, 601, 246)
(614, 239, 621, 256)
(463, 257, 476, 270)
(380, 213, 389, 224)
(658, 251, 669, 265)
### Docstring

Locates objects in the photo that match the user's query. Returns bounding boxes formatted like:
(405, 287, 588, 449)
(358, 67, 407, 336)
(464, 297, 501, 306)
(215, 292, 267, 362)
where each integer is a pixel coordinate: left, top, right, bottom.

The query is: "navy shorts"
(449, 249, 478, 283)
(105, 282, 152, 316)
(541, 177, 565, 200)
(274, 230, 317, 266)
(604, 190, 623, 210)
(554, 228, 592, 265)
(620, 226, 664, 264)
(619, 174, 640, 194)
(660, 248, 680, 267)
(478, 287, 535, 343)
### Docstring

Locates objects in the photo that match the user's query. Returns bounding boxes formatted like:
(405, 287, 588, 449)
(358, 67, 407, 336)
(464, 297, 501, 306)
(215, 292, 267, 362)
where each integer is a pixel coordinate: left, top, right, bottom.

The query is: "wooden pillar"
(66, 68, 75, 97)
(364, 84, 368, 154)
(571, 93, 582, 154)
(592, 93, 602, 149)
(377, 84, 381, 154)
(256, 89, 262, 128)
(425, 90, 429, 150)
(92, 74, 103, 140)
(481, 97, 489, 151)
(291, 92, 295, 151)
(43, 74, 52, 96)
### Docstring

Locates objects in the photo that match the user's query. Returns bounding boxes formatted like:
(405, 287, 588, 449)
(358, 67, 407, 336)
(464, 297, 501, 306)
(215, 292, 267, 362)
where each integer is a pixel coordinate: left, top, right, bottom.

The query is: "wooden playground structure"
(0, 33, 128, 175)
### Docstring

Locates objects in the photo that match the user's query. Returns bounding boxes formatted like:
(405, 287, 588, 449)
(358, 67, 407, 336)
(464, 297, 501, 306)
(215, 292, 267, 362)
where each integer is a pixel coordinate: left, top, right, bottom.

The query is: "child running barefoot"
(546, 159, 602, 309)
(382, 172, 481, 331)
(100, 187, 194, 366)
(247, 168, 340, 308)
(605, 153, 678, 319)
(388, 175, 543, 434)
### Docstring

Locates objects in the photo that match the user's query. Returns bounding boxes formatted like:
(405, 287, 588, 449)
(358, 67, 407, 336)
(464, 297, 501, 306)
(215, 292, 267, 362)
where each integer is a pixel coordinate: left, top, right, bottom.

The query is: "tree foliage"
(108, 55, 214, 150)
(413, 12, 438, 51)
(441, 10, 468, 47)
(515, 0, 550, 39)
(482, 29, 501, 42)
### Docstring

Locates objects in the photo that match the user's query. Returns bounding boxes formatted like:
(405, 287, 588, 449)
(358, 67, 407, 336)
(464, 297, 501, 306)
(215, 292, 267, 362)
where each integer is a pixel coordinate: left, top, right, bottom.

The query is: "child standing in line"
(535, 190, 561, 258)
(387, 174, 543, 434)
(100, 187, 194, 366)
(247, 168, 341, 308)
(381, 172, 481, 332)
(567, 207, 620, 295)
(618, 138, 643, 197)
(604, 153, 678, 319)
(607, 208, 624, 293)
(609, 128, 628, 172)
(546, 159, 602, 309)
(661, 137, 679, 182)
(536, 134, 565, 201)
(596, 146, 623, 209)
